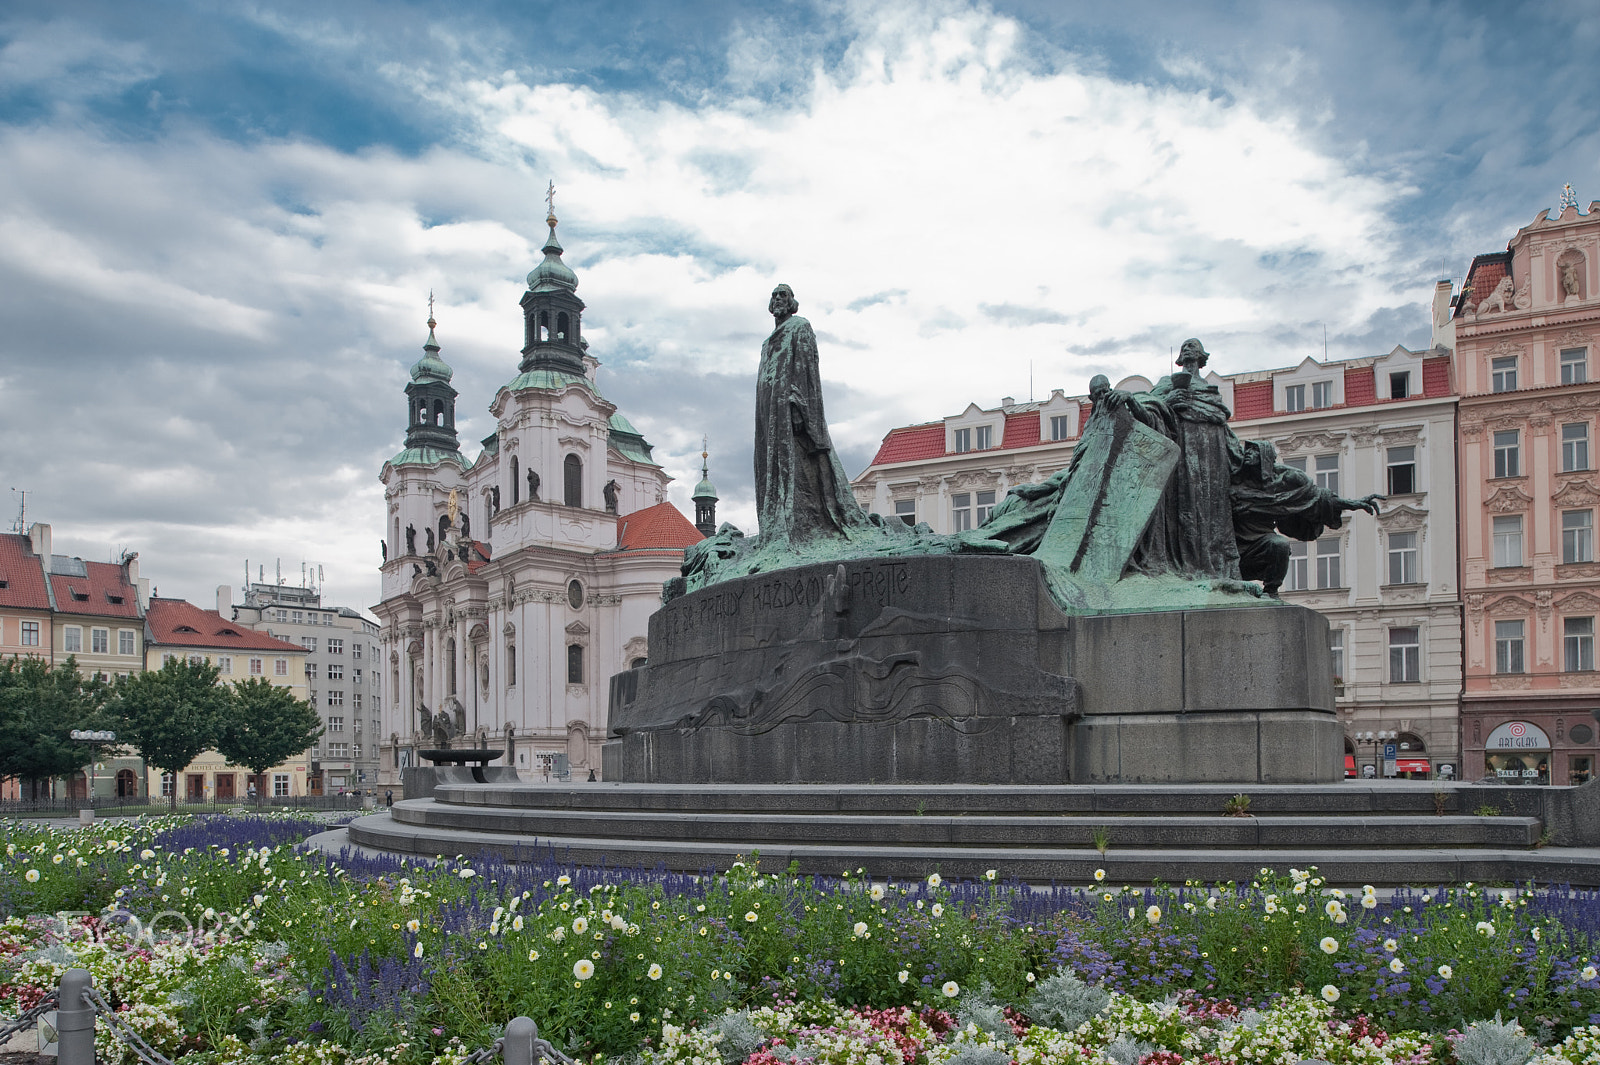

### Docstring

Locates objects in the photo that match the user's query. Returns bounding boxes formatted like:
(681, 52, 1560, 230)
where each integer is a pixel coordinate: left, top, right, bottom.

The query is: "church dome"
(410, 320, 454, 383)
(526, 220, 579, 293)
(692, 474, 718, 501)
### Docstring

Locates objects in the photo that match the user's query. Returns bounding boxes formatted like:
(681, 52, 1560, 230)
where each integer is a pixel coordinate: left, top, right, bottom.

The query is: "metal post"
(503, 1016, 537, 1065)
(57, 968, 95, 1065)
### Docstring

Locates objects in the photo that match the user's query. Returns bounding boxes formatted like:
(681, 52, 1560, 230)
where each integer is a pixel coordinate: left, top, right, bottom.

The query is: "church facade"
(373, 211, 705, 784)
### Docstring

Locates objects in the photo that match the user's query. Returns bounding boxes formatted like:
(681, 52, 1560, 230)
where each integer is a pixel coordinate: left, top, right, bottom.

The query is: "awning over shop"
(1344, 755, 1357, 777)
(1396, 758, 1431, 773)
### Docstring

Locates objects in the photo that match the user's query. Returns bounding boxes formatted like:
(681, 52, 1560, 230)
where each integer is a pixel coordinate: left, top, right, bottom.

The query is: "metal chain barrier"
(467, 1017, 580, 1065)
(84, 985, 178, 1065)
(463, 1037, 507, 1063)
(0, 990, 58, 1045)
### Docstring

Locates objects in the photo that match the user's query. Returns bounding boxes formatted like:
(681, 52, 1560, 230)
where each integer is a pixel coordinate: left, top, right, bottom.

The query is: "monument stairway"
(345, 781, 1600, 887)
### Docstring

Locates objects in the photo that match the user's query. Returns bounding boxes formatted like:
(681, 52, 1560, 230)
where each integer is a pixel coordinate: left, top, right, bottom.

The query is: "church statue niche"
(603, 479, 620, 513)
(438, 514, 450, 542)
(406, 524, 416, 555)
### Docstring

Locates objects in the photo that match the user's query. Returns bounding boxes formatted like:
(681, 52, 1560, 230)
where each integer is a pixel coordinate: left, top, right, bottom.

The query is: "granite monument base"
(605, 555, 1341, 785)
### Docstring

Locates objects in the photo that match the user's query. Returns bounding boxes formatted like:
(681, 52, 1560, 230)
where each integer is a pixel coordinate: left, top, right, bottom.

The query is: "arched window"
(446, 638, 457, 694)
(567, 580, 584, 609)
(557, 311, 569, 340)
(510, 456, 520, 505)
(432, 399, 443, 426)
(563, 454, 582, 507)
(438, 514, 449, 541)
(507, 644, 517, 686)
(567, 643, 584, 684)
(417, 401, 428, 425)
(539, 310, 550, 342)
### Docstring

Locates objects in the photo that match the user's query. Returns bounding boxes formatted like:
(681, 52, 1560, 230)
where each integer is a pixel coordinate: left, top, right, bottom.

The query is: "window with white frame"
(951, 494, 974, 532)
(1386, 446, 1416, 494)
(1387, 531, 1418, 584)
(975, 425, 994, 450)
(1314, 454, 1339, 494)
(1494, 619, 1526, 674)
(975, 489, 996, 525)
(952, 428, 971, 453)
(352, 643, 362, 660)
(301, 637, 317, 652)
(328, 639, 343, 655)
(1049, 415, 1070, 441)
(328, 690, 344, 707)
(291, 611, 303, 624)
(1316, 537, 1341, 588)
(1389, 371, 1410, 400)
(249, 657, 263, 675)
(21, 621, 39, 646)
(353, 668, 362, 683)
(1285, 542, 1309, 591)
(1388, 627, 1420, 683)
(1285, 383, 1306, 412)
(1491, 356, 1518, 393)
(1564, 423, 1590, 472)
(217, 656, 232, 674)
(161, 772, 174, 797)
(91, 628, 108, 654)
(64, 626, 82, 653)
(328, 663, 344, 680)
(275, 609, 287, 622)
(273, 774, 289, 797)
(328, 742, 349, 758)
(119, 629, 135, 655)
(1284, 456, 1307, 472)
(188, 654, 203, 666)
(1493, 430, 1521, 478)
(1312, 380, 1334, 408)
(1562, 347, 1589, 385)
(893, 499, 916, 526)
(1565, 616, 1595, 672)
(1563, 509, 1594, 564)
(328, 716, 344, 731)
(1329, 629, 1344, 682)
(353, 692, 363, 710)
(306, 662, 317, 680)
(1492, 515, 1524, 568)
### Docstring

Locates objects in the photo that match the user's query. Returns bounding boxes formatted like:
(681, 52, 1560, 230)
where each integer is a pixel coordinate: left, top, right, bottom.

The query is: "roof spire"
(425, 290, 440, 350)
(1561, 183, 1580, 212)
(545, 179, 557, 227)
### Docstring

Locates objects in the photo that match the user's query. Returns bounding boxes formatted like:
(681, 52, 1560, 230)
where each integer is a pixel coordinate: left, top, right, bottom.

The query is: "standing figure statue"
(405, 523, 416, 555)
(528, 469, 540, 502)
(754, 284, 872, 546)
(1232, 441, 1382, 594)
(603, 480, 621, 513)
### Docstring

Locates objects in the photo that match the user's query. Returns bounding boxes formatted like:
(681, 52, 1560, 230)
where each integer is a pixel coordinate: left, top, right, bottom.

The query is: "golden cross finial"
(427, 289, 436, 327)
(545, 180, 557, 224)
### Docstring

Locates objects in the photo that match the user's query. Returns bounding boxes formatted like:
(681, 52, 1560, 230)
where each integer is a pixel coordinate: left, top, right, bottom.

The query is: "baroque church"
(374, 206, 713, 782)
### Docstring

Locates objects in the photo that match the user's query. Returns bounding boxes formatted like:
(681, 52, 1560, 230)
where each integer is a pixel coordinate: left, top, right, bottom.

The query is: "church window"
(447, 638, 457, 694)
(564, 454, 582, 507)
(557, 312, 569, 339)
(432, 400, 443, 426)
(539, 310, 550, 342)
(567, 643, 584, 684)
(568, 580, 585, 609)
(510, 457, 519, 504)
(507, 644, 516, 686)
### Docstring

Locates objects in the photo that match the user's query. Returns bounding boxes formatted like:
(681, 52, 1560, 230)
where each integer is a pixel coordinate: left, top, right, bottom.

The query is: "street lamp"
(1353, 729, 1397, 778)
(69, 730, 117, 803)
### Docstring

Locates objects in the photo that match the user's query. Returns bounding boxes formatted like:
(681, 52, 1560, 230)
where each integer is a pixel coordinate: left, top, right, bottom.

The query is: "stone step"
(428, 781, 1552, 818)
(345, 812, 1600, 887)
(392, 800, 1542, 849)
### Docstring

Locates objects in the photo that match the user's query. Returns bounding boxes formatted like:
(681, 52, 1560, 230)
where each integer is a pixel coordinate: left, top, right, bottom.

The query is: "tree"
(214, 677, 323, 807)
(0, 656, 111, 800)
(112, 659, 230, 810)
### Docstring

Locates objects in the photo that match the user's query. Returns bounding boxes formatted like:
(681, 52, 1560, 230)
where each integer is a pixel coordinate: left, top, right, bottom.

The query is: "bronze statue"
(754, 284, 872, 546)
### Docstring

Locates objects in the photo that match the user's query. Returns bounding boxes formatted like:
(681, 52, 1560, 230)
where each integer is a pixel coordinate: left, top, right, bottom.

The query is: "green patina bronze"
(669, 306, 1381, 614)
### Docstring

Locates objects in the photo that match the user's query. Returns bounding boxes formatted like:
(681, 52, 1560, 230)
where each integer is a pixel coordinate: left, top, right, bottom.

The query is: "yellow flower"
(1145, 905, 1161, 925)
(406, 919, 420, 933)
(927, 873, 942, 888)
(24, 869, 40, 883)
(1093, 869, 1106, 882)
(745, 911, 758, 923)
(1320, 937, 1339, 954)
(528, 949, 540, 961)
(573, 917, 589, 934)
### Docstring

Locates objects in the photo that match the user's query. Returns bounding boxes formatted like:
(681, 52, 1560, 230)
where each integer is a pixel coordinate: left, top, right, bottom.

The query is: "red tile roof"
(1344, 366, 1376, 407)
(1232, 380, 1274, 420)
(0, 534, 51, 611)
(870, 423, 946, 466)
(1423, 356, 1452, 397)
(465, 540, 492, 574)
(147, 599, 305, 652)
(615, 502, 703, 552)
(49, 560, 141, 618)
(1002, 411, 1040, 449)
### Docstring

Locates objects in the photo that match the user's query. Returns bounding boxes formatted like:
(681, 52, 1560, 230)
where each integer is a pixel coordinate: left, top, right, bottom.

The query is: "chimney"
(28, 522, 50, 559)
(217, 584, 232, 616)
(1431, 279, 1456, 352)
(121, 551, 139, 587)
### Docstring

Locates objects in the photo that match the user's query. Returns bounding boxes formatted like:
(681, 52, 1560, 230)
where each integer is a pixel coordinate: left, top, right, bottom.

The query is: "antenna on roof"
(9, 488, 24, 534)
(1323, 322, 1328, 363)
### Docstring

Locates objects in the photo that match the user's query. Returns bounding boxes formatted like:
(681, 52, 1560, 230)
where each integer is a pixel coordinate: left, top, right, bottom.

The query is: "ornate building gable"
(1485, 484, 1535, 513)
(1553, 478, 1600, 508)
(1271, 430, 1347, 454)
(1375, 503, 1428, 532)
(1554, 589, 1600, 614)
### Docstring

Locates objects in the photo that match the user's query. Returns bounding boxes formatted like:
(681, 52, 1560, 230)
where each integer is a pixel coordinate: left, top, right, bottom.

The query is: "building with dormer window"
(373, 208, 704, 783)
(1451, 189, 1600, 785)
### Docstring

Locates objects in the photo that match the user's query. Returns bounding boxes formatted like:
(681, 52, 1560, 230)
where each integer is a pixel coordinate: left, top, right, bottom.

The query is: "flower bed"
(0, 814, 1597, 1064)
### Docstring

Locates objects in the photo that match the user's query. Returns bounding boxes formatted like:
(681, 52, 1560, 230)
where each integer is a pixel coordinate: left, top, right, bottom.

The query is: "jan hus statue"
(754, 284, 872, 546)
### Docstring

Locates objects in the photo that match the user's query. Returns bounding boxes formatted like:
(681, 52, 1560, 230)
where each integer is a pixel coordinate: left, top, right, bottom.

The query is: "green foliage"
(215, 677, 323, 803)
(1091, 825, 1112, 855)
(1453, 1011, 1537, 1065)
(1026, 968, 1110, 1032)
(112, 658, 230, 808)
(0, 655, 111, 798)
(1224, 793, 1252, 816)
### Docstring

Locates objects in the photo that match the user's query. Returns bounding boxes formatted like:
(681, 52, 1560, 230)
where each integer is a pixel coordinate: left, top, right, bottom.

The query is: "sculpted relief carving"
(1484, 485, 1533, 513)
(1553, 479, 1600, 508)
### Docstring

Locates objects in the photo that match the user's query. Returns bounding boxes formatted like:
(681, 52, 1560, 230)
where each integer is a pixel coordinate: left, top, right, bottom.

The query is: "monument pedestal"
(605, 556, 1340, 785)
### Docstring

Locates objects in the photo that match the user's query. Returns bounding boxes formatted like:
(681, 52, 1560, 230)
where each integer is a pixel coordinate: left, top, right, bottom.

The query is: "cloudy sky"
(1, 0, 1596, 614)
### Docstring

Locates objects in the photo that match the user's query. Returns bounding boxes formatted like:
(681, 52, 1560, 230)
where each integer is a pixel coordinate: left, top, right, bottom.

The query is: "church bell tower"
(519, 184, 586, 376)
(404, 310, 461, 454)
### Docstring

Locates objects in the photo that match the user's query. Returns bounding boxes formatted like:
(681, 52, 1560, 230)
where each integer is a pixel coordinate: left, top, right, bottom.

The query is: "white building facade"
(373, 213, 702, 784)
(852, 342, 1463, 779)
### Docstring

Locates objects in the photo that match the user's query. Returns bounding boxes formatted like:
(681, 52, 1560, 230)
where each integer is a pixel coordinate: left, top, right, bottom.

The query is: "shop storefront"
(1484, 721, 1551, 785)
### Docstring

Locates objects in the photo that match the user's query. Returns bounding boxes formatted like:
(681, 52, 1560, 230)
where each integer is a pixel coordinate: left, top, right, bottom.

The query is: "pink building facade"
(1454, 193, 1600, 785)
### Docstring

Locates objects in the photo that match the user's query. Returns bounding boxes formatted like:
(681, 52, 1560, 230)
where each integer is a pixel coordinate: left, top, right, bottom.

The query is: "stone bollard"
(78, 808, 94, 827)
(503, 1016, 538, 1065)
(57, 968, 95, 1065)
